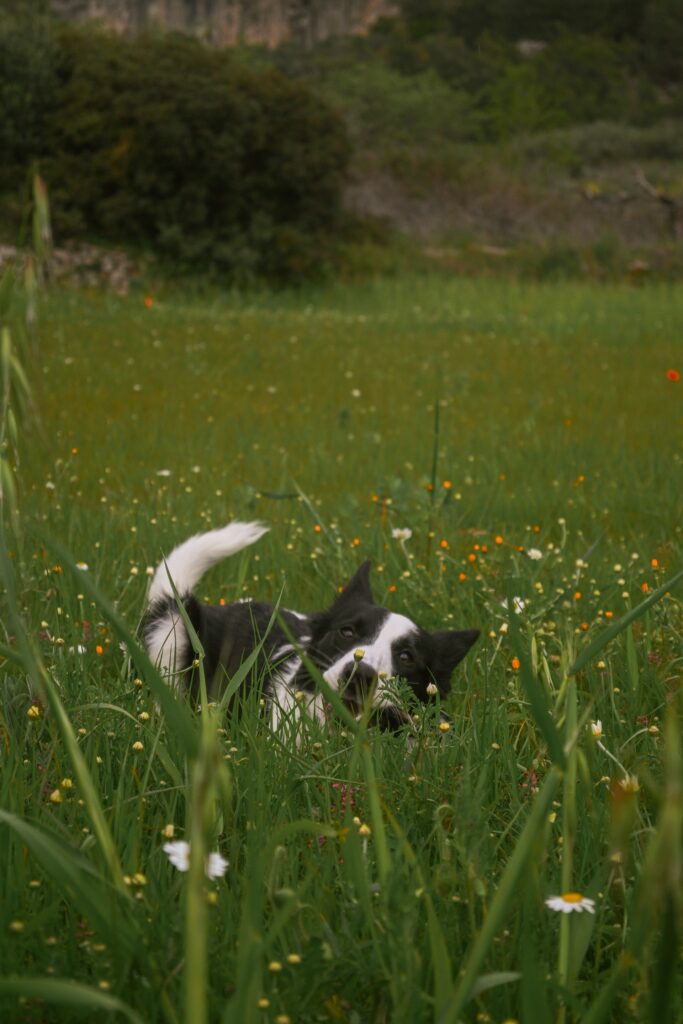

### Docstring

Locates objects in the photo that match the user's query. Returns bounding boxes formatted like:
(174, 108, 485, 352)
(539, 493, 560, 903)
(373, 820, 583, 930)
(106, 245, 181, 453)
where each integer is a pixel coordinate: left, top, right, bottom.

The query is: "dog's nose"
(342, 660, 377, 704)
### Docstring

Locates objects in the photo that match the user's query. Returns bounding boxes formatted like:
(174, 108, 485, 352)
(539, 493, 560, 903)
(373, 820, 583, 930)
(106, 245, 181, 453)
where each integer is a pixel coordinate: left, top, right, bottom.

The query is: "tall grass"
(0, 272, 681, 1022)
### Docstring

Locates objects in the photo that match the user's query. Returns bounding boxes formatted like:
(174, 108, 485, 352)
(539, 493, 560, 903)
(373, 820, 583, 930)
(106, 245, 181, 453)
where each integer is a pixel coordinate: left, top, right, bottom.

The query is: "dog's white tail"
(148, 521, 268, 606)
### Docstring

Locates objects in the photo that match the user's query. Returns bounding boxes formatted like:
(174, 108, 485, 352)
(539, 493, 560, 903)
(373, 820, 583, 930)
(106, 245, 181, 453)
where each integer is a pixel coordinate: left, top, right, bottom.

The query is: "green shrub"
(317, 62, 477, 148)
(1, 24, 351, 283)
(0, 8, 59, 191)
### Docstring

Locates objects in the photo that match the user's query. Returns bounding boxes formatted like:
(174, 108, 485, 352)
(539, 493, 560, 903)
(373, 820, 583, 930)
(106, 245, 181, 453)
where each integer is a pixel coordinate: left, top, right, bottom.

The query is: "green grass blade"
(569, 567, 683, 675)
(507, 585, 565, 768)
(0, 976, 145, 1023)
(0, 810, 136, 954)
(42, 533, 199, 757)
(470, 971, 522, 997)
(439, 767, 563, 1023)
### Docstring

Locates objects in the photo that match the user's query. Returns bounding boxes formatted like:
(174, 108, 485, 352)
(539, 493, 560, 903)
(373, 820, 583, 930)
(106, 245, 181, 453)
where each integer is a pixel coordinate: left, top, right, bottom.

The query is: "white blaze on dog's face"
(323, 611, 418, 699)
(315, 561, 479, 722)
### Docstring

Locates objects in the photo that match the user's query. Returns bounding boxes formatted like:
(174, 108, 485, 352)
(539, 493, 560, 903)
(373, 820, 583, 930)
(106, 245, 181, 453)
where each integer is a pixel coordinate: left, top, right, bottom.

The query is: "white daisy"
(545, 892, 596, 914)
(163, 840, 229, 879)
(75, 561, 89, 571)
(501, 596, 526, 614)
(205, 852, 229, 879)
(392, 528, 413, 542)
(526, 548, 543, 561)
(590, 720, 603, 738)
(164, 840, 190, 871)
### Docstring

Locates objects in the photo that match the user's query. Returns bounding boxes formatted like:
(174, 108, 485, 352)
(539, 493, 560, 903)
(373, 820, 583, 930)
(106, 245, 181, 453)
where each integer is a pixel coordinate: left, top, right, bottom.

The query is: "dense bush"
(1, 24, 351, 282)
(317, 64, 477, 148)
(0, 9, 59, 192)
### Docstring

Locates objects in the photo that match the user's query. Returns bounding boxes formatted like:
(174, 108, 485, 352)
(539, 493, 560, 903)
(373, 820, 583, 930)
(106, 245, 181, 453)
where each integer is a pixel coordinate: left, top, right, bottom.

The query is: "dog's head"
(311, 561, 479, 729)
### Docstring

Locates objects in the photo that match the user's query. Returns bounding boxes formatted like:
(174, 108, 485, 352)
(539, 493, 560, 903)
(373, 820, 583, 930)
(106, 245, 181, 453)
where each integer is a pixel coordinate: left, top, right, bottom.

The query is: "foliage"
(0, 25, 351, 283)
(0, 8, 59, 192)
(316, 63, 477, 148)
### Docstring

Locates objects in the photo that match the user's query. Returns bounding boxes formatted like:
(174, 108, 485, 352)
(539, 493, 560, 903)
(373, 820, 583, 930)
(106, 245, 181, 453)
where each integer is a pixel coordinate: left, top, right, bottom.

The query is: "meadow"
(1, 273, 682, 1023)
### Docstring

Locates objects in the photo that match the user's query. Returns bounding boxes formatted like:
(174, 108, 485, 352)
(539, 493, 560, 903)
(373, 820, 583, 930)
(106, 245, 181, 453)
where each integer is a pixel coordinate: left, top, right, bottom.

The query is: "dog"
(142, 521, 479, 731)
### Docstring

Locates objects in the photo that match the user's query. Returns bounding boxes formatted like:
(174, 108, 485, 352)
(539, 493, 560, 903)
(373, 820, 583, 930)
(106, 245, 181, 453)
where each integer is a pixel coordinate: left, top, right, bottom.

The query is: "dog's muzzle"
(340, 660, 410, 731)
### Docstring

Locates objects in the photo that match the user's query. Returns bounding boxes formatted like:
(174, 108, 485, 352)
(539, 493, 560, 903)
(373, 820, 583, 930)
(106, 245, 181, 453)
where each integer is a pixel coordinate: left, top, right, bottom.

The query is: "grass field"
(1, 274, 682, 1023)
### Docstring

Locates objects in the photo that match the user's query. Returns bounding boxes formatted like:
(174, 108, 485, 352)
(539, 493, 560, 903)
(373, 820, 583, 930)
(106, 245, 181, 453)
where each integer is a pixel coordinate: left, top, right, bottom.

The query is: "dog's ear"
(429, 628, 479, 685)
(333, 560, 374, 608)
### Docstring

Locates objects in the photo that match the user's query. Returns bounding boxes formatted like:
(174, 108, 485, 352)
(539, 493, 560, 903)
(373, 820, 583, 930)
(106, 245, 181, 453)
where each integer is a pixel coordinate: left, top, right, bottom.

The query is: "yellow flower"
(132, 741, 144, 752)
(358, 823, 372, 836)
(49, 790, 62, 804)
(438, 721, 451, 733)
(27, 704, 42, 719)
(286, 952, 302, 965)
(268, 960, 283, 972)
(161, 824, 175, 839)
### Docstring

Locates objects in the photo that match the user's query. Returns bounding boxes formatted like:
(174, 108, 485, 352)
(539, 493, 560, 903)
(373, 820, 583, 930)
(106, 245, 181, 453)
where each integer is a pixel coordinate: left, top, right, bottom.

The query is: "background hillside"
(2, 0, 683, 282)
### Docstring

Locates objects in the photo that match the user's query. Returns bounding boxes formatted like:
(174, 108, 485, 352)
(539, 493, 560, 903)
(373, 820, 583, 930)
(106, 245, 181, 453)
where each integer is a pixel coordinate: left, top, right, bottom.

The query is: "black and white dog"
(143, 522, 479, 731)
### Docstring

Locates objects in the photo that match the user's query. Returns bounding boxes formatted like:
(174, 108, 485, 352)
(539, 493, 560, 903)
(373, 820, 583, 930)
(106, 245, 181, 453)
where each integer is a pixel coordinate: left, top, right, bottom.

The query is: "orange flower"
(143, 296, 154, 309)
(605, 610, 614, 619)
(313, 524, 321, 533)
(439, 539, 449, 550)
(641, 582, 649, 593)
(443, 480, 452, 490)
(511, 657, 520, 671)
(458, 572, 467, 581)
(388, 584, 397, 593)
(467, 553, 476, 563)
(351, 537, 360, 547)
(574, 591, 582, 601)
(666, 368, 680, 382)
(495, 535, 504, 545)
(95, 644, 104, 655)
(580, 622, 589, 632)
(481, 544, 488, 554)
(651, 558, 659, 569)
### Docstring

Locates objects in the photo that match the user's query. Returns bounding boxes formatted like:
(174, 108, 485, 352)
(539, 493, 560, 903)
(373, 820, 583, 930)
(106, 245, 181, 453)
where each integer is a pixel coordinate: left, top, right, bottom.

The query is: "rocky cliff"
(49, 0, 397, 48)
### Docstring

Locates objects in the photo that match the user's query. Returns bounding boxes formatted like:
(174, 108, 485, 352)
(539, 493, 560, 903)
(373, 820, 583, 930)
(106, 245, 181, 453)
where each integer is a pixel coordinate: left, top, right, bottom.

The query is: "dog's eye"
(398, 650, 413, 663)
(339, 626, 355, 639)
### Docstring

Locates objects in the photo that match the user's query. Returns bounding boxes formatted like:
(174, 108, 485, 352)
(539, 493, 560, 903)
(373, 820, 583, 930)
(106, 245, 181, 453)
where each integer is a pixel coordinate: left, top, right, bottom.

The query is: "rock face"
(49, 0, 397, 48)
